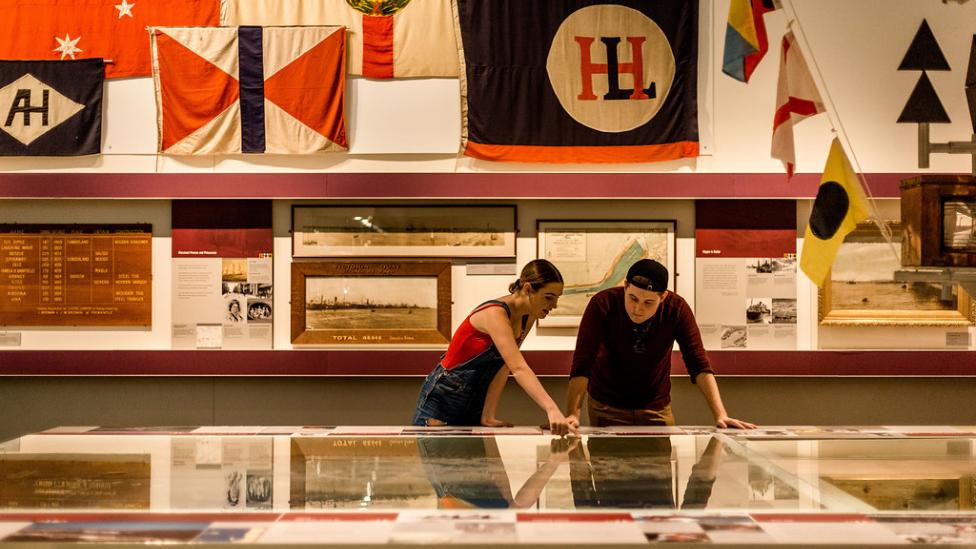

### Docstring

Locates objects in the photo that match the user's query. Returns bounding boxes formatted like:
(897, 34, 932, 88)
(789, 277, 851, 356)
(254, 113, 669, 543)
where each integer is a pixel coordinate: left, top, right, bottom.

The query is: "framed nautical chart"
(536, 220, 676, 328)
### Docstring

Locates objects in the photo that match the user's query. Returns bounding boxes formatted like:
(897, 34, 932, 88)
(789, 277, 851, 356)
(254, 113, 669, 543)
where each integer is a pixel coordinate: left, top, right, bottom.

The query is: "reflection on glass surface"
(568, 436, 720, 509)
(292, 437, 436, 509)
(0, 453, 150, 510)
(736, 438, 976, 511)
(2, 432, 976, 516)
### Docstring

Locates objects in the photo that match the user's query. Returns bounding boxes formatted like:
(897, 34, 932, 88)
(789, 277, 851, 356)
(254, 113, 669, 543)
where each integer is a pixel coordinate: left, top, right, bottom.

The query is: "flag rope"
(778, 0, 898, 260)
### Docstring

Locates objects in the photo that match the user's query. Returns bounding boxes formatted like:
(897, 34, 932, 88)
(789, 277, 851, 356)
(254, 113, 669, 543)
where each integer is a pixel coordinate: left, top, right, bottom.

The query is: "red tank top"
(441, 301, 524, 369)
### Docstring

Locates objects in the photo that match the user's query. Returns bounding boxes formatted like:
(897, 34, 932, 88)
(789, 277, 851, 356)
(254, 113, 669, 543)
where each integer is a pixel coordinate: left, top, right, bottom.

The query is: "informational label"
(0, 225, 152, 327)
(946, 331, 971, 347)
(171, 201, 273, 351)
(465, 262, 517, 276)
(695, 228, 797, 351)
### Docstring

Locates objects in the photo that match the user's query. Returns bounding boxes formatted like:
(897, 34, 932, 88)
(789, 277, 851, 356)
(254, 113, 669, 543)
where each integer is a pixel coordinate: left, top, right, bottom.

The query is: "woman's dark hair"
(509, 259, 563, 293)
(228, 300, 240, 311)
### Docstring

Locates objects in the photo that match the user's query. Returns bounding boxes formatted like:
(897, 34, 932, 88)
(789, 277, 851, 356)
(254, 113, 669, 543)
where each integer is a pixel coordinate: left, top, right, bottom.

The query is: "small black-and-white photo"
(746, 258, 774, 274)
(246, 471, 272, 509)
(720, 325, 747, 348)
(745, 298, 771, 324)
(225, 470, 243, 508)
(255, 284, 273, 299)
(224, 298, 245, 323)
(772, 298, 798, 324)
(772, 257, 796, 273)
(247, 298, 272, 323)
(222, 282, 242, 296)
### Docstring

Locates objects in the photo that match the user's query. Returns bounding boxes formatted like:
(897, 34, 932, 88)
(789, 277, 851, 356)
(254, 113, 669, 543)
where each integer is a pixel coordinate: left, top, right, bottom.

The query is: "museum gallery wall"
(3, 1, 976, 375)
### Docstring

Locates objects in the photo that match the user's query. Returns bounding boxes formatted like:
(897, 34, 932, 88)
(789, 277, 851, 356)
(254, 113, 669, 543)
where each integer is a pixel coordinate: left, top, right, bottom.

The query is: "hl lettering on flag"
(575, 35, 657, 101)
(458, 0, 698, 163)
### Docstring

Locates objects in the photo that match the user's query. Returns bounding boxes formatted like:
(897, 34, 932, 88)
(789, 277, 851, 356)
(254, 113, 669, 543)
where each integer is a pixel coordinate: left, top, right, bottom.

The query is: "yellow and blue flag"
(722, 0, 776, 83)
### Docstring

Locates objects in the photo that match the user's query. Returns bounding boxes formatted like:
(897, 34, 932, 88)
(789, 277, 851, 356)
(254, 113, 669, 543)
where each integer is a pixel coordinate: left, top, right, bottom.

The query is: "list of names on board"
(0, 225, 152, 327)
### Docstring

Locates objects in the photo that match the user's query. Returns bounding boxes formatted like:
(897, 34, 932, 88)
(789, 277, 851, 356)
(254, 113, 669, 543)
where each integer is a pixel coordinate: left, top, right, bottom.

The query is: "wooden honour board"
(0, 224, 152, 327)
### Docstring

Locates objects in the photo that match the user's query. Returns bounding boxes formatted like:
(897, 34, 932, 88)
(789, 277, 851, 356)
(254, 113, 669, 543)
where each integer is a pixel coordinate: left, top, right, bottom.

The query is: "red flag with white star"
(0, 0, 219, 79)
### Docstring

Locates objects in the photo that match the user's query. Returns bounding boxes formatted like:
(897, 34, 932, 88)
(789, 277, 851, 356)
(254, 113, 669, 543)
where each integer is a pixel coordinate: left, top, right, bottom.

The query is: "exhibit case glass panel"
(2, 427, 976, 545)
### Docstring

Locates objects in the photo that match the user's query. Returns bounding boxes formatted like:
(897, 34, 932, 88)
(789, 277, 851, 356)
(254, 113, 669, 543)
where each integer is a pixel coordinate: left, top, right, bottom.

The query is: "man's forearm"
(566, 376, 589, 417)
(695, 373, 728, 420)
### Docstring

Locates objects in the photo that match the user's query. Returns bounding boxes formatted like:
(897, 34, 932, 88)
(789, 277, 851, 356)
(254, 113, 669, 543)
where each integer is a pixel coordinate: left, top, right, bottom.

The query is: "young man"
(566, 259, 755, 429)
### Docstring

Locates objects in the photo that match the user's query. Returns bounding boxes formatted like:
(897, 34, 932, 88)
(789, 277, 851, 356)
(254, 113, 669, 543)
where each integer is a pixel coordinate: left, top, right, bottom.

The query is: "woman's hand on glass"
(480, 417, 514, 428)
(547, 409, 579, 437)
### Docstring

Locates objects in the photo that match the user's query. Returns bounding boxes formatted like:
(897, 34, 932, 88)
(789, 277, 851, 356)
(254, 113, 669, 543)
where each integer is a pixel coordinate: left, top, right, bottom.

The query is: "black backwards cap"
(625, 259, 669, 292)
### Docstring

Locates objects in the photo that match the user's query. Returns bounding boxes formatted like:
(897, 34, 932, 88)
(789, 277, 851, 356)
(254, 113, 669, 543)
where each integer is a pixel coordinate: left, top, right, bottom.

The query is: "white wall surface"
(0, 0, 974, 174)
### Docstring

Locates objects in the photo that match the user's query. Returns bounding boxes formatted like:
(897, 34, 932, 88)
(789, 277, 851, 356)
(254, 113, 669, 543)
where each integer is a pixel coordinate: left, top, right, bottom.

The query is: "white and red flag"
(150, 26, 347, 155)
(771, 31, 825, 178)
(221, 0, 458, 79)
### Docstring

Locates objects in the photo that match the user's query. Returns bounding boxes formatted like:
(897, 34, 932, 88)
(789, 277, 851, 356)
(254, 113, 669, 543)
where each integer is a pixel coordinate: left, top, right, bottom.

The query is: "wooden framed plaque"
(0, 224, 152, 327)
(291, 261, 451, 346)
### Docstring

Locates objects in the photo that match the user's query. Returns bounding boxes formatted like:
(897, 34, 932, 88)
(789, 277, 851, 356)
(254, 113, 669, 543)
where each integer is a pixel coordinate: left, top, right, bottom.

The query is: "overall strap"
(472, 299, 512, 318)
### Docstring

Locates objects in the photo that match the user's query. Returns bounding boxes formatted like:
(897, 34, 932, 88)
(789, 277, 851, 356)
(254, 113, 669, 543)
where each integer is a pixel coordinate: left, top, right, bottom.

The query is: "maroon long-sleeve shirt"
(570, 287, 714, 410)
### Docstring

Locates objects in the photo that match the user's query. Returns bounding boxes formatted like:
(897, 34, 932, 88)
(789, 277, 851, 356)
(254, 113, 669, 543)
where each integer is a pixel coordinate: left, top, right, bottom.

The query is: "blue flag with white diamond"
(0, 59, 103, 156)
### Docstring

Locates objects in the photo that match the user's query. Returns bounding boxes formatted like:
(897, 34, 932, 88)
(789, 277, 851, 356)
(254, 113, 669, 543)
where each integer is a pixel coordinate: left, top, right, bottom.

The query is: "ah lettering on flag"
(800, 138, 870, 287)
(0, 59, 103, 156)
(151, 26, 347, 155)
(771, 31, 824, 178)
(722, 0, 776, 83)
(221, 0, 457, 79)
(0, 0, 219, 79)
(455, 0, 699, 164)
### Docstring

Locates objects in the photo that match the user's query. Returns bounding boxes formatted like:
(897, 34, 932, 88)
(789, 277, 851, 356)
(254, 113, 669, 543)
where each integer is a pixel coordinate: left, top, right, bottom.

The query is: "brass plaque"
(0, 224, 152, 327)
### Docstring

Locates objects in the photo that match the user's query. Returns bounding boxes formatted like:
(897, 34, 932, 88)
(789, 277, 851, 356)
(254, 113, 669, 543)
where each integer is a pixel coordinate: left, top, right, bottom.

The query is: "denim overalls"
(411, 300, 515, 426)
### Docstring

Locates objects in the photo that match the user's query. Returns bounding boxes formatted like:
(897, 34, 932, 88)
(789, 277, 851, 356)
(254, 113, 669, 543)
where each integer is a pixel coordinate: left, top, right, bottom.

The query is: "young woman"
(412, 259, 578, 436)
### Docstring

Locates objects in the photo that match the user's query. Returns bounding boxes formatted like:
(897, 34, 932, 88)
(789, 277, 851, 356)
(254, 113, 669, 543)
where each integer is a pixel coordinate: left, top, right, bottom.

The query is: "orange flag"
(0, 0, 219, 79)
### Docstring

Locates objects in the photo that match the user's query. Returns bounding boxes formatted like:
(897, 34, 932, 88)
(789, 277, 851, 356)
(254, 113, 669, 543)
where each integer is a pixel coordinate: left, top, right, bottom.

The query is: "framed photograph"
(819, 222, 976, 327)
(291, 261, 451, 346)
(537, 220, 676, 327)
(292, 205, 517, 258)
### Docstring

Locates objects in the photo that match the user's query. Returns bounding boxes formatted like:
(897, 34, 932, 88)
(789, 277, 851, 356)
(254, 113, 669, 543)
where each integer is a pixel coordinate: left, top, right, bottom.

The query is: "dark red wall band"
(0, 350, 973, 376)
(0, 172, 919, 199)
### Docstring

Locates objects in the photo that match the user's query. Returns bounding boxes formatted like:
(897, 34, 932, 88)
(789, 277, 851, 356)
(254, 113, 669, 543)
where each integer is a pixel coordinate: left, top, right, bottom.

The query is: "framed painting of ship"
(536, 220, 676, 328)
(819, 222, 975, 327)
(291, 261, 451, 346)
(292, 205, 517, 258)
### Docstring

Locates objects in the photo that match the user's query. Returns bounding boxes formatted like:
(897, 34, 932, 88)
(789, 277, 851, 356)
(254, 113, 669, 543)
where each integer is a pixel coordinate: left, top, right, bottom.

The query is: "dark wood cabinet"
(901, 175, 976, 266)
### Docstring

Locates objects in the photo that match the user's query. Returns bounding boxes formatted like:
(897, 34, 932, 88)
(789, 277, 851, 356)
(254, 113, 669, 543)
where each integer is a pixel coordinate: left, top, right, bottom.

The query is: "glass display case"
(2, 426, 976, 545)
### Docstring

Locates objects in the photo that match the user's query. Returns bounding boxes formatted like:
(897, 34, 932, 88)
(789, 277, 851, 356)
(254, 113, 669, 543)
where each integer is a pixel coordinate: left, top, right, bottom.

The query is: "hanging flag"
(150, 26, 347, 155)
(800, 139, 870, 287)
(221, 0, 457, 79)
(0, 1, 219, 79)
(456, 0, 699, 163)
(0, 59, 103, 156)
(771, 31, 824, 178)
(722, 0, 776, 82)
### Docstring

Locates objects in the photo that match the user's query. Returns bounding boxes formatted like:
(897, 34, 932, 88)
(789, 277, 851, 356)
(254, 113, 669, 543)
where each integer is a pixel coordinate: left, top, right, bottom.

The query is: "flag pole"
(778, 0, 898, 259)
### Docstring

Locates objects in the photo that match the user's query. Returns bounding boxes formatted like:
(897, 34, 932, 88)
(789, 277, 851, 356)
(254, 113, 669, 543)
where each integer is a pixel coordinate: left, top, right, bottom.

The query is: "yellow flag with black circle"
(800, 138, 870, 287)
